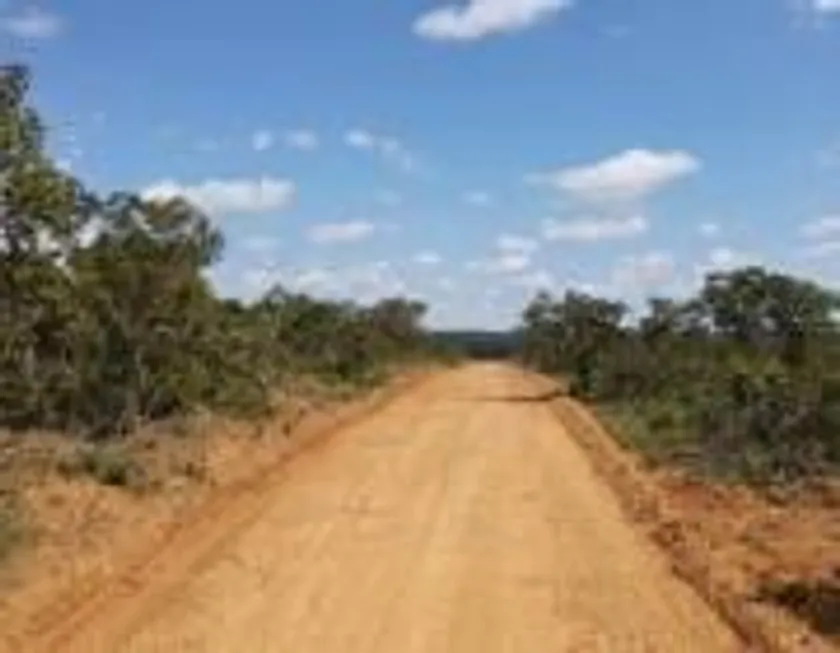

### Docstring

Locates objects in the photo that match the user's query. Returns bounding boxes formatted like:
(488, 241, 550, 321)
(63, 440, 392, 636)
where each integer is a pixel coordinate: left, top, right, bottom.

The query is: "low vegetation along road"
(40, 364, 743, 652)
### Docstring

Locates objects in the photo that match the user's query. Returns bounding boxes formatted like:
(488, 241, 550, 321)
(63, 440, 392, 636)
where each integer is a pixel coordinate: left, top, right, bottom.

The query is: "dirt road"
(35, 364, 744, 652)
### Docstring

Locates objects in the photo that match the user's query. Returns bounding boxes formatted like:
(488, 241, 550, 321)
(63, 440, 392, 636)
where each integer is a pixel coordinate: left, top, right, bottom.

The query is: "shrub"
(57, 444, 147, 489)
(520, 267, 840, 485)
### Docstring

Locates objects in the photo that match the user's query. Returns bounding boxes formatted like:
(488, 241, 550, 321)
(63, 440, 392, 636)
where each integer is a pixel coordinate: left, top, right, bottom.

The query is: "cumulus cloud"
(802, 215, 840, 239)
(541, 215, 648, 241)
(345, 129, 378, 150)
(344, 128, 417, 172)
(242, 236, 278, 254)
(612, 252, 675, 289)
(1, 7, 63, 39)
(307, 220, 376, 244)
(804, 241, 840, 258)
(471, 253, 532, 274)
(413, 0, 572, 41)
(259, 261, 408, 302)
(496, 233, 539, 253)
(337, 262, 408, 301)
(495, 253, 531, 272)
(511, 269, 554, 289)
(292, 267, 335, 291)
(463, 191, 493, 207)
(251, 130, 274, 152)
(142, 177, 297, 215)
(414, 251, 443, 265)
(693, 247, 758, 279)
(438, 276, 457, 292)
(814, 0, 840, 14)
(800, 217, 840, 259)
(699, 222, 721, 238)
(709, 247, 738, 267)
(529, 149, 701, 204)
(284, 130, 319, 151)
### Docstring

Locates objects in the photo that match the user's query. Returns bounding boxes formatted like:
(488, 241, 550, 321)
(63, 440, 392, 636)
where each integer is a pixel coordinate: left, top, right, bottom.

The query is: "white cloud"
(529, 149, 701, 204)
(690, 247, 761, 289)
(272, 261, 409, 302)
(284, 129, 319, 151)
(709, 247, 737, 267)
(414, 251, 443, 265)
(496, 233, 539, 253)
(489, 253, 531, 273)
(240, 267, 276, 294)
(438, 276, 456, 291)
(243, 236, 278, 254)
(413, 0, 573, 41)
(252, 130, 275, 152)
(142, 177, 297, 215)
(803, 241, 840, 259)
(541, 215, 648, 241)
(307, 220, 376, 244)
(345, 129, 378, 150)
(344, 128, 417, 172)
(1, 7, 63, 39)
(699, 222, 720, 238)
(802, 215, 840, 239)
(293, 267, 335, 291)
(612, 252, 675, 289)
(342, 262, 407, 300)
(511, 269, 554, 289)
(498, 253, 531, 272)
(467, 251, 532, 274)
(814, 0, 840, 14)
(696, 247, 757, 275)
(463, 190, 492, 207)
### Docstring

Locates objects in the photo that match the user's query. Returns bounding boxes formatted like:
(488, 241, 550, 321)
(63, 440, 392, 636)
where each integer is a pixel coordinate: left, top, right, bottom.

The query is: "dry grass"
(0, 368, 432, 640)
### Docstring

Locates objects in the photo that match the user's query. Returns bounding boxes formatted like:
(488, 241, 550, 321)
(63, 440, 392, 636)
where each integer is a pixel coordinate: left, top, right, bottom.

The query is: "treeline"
(430, 331, 522, 360)
(520, 267, 840, 484)
(0, 65, 432, 438)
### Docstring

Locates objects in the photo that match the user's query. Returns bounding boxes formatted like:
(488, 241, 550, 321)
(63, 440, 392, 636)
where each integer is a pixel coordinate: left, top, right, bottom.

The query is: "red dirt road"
(27, 364, 744, 652)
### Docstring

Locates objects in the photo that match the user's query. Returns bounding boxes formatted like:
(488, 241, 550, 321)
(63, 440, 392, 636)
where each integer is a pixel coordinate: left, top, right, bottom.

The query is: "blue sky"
(2, 0, 840, 328)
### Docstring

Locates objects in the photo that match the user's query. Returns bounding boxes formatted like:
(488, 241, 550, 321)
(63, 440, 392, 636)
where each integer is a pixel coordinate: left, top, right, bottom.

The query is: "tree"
(0, 64, 437, 436)
(701, 267, 839, 368)
(518, 268, 840, 482)
(0, 65, 97, 427)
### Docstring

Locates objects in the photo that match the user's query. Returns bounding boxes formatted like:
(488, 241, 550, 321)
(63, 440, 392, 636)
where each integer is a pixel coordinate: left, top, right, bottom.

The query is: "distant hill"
(430, 330, 522, 360)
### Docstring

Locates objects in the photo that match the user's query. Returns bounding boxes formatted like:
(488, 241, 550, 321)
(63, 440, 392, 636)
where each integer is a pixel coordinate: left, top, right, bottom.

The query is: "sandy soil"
(5, 363, 747, 652)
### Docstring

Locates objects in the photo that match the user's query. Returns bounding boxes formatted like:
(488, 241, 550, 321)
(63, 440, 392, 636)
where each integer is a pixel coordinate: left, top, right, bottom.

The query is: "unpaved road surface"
(35, 364, 744, 652)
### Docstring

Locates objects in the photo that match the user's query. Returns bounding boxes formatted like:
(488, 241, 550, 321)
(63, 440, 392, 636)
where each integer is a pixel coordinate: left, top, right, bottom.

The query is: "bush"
(57, 444, 147, 489)
(520, 267, 840, 485)
(0, 65, 439, 440)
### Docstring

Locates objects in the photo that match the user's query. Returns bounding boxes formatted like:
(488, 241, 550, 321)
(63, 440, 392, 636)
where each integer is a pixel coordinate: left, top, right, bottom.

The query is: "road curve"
(48, 364, 743, 652)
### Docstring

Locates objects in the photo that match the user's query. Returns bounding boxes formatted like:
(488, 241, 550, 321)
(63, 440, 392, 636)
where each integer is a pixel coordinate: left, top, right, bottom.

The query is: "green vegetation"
(430, 330, 522, 360)
(519, 268, 840, 484)
(56, 443, 148, 489)
(0, 65, 434, 440)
